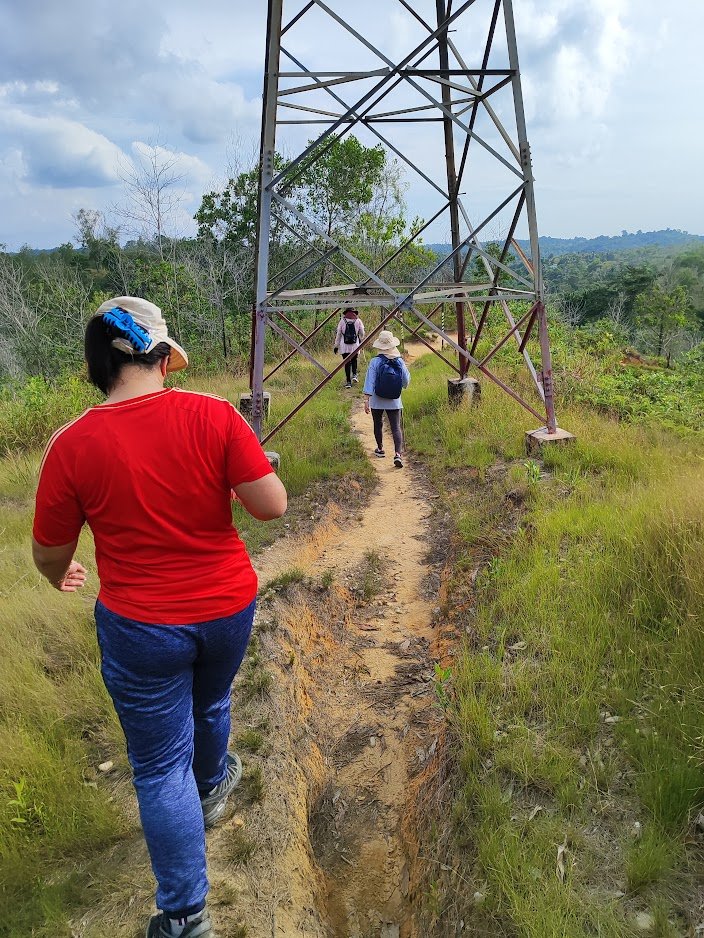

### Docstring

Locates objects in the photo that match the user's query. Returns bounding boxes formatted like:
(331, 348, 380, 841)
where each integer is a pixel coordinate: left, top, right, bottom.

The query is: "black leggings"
(341, 352, 358, 382)
(372, 408, 403, 454)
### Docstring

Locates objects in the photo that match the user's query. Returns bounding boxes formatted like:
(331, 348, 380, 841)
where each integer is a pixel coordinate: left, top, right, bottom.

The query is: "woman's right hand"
(364, 399, 371, 415)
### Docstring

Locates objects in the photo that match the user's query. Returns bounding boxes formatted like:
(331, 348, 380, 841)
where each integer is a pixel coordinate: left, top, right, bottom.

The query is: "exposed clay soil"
(75, 340, 449, 938)
(208, 398, 442, 937)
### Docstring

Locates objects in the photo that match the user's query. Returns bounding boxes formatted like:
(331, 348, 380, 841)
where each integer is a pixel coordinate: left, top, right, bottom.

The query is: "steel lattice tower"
(250, 0, 569, 446)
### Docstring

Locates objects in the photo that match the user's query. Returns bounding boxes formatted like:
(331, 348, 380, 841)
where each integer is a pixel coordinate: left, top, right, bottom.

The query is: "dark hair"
(85, 316, 171, 395)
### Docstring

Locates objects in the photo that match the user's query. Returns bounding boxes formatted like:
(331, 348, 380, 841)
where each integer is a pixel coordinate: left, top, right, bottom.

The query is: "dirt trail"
(228, 391, 437, 936)
(206, 340, 445, 936)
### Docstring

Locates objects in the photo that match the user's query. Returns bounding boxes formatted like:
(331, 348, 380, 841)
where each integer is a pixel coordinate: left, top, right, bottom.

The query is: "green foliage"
(0, 374, 99, 455)
(263, 568, 306, 594)
(433, 663, 452, 711)
(226, 829, 255, 865)
(235, 729, 265, 754)
(299, 134, 385, 237)
(360, 549, 383, 601)
(632, 284, 693, 365)
(195, 153, 293, 249)
(626, 827, 679, 893)
(0, 452, 124, 932)
(549, 323, 704, 432)
(469, 240, 516, 285)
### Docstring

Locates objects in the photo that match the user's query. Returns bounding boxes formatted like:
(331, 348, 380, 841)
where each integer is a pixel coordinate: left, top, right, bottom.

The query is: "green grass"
(626, 828, 679, 894)
(405, 353, 704, 935)
(237, 765, 265, 806)
(0, 456, 125, 935)
(225, 829, 256, 866)
(360, 549, 383, 601)
(0, 355, 372, 935)
(234, 728, 265, 754)
(262, 567, 307, 595)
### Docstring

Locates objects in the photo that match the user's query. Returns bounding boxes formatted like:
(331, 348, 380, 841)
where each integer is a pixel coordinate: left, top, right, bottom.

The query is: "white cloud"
(0, 110, 124, 187)
(514, 0, 632, 126)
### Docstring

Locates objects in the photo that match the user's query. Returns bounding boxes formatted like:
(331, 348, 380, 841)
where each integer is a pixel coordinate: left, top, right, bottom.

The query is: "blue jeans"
(95, 598, 256, 917)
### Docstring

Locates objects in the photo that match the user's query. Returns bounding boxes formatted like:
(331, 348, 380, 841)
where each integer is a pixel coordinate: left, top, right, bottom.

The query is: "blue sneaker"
(200, 752, 242, 829)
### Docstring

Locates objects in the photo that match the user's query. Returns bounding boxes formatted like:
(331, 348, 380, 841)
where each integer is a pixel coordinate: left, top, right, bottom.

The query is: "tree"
(345, 159, 434, 285)
(195, 152, 303, 251)
(633, 285, 694, 366)
(114, 143, 186, 261)
(194, 138, 422, 328)
(299, 135, 386, 240)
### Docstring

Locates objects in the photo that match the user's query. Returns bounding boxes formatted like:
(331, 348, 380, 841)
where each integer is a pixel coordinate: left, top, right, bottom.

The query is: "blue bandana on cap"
(102, 307, 152, 353)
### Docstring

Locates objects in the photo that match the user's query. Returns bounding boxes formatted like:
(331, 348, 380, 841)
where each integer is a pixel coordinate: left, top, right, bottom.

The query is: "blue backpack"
(374, 356, 404, 399)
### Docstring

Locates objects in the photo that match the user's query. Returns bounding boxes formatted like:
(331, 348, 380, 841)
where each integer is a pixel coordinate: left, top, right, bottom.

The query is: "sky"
(0, 0, 702, 251)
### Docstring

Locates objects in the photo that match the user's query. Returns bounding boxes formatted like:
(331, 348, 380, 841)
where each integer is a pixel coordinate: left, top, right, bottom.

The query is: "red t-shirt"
(33, 388, 274, 624)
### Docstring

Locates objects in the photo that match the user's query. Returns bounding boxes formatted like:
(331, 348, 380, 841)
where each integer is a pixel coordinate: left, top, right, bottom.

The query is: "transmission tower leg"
(251, 0, 283, 441)
(436, 0, 469, 383)
(504, 0, 571, 442)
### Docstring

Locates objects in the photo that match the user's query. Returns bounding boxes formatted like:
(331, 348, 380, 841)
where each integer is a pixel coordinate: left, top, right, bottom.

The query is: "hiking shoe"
(352, 375, 359, 383)
(345, 382, 352, 389)
(200, 752, 242, 829)
(146, 908, 215, 937)
(394, 454, 403, 468)
(374, 448, 386, 458)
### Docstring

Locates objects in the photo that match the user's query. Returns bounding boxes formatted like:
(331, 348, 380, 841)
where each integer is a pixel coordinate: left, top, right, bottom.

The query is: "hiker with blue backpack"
(363, 329, 411, 468)
(334, 307, 365, 387)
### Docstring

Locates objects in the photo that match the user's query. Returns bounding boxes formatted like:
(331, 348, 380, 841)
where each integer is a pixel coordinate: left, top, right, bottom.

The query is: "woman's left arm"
(32, 539, 87, 592)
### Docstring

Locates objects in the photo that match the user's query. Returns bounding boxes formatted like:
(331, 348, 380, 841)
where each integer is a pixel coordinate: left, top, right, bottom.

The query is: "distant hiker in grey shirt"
(334, 307, 365, 387)
(363, 329, 410, 468)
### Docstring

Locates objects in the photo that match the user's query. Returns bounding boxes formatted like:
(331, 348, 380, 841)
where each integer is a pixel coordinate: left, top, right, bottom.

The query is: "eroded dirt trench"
(204, 397, 441, 937)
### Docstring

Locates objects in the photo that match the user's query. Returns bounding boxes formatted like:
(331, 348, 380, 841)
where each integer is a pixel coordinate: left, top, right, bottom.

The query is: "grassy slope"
(0, 361, 372, 937)
(404, 354, 704, 936)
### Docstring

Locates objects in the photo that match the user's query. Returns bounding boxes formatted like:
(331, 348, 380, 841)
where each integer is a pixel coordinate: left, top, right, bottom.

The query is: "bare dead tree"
(552, 294, 585, 328)
(113, 142, 187, 261)
(72, 208, 120, 250)
(0, 255, 40, 376)
(178, 238, 255, 361)
(606, 291, 627, 326)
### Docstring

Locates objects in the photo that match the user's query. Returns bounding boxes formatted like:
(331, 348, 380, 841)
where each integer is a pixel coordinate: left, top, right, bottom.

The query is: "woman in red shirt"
(32, 297, 287, 938)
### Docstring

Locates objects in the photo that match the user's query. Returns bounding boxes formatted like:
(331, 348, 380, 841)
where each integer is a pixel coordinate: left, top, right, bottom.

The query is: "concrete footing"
(447, 377, 481, 407)
(525, 426, 576, 456)
(238, 391, 271, 425)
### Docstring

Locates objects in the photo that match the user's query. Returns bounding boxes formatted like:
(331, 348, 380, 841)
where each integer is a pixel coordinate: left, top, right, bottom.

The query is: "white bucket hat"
(93, 296, 188, 372)
(372, 329, 401, 357)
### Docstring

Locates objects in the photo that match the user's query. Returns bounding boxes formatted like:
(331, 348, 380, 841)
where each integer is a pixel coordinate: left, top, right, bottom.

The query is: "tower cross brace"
(250, 0, 565, 445)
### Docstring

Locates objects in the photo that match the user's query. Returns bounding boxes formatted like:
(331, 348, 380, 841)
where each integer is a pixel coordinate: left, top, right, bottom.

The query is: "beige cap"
(94, 296, 188, 373)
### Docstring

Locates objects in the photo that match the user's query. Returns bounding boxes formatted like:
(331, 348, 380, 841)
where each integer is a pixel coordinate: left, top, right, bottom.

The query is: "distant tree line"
(544, 246, 704, 366)
(0, 136, 434, 381)
(0, 137, 702, 381)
